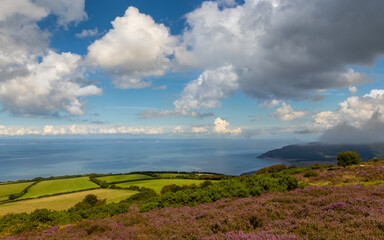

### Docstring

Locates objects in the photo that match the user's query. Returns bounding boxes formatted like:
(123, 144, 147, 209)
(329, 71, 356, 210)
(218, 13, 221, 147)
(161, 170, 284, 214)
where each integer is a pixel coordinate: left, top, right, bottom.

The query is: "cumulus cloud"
(214, 117, 241, 134)
(0, 51, 101, 116)
(138, 65, 237, 118)
(76, 28, 99, 38)
(0, 0, 98, 117)
(314, 89, 384, 129)
(272, 102, 307, 121)
(260, 99, 281, 108)
(87, 7, 176, 89)
(174, 65, 239, 111)
(175, 0, 384, 100)
(0, 0, 48, 22)
(34, 0, 87, 26)
(349, 86, 358, 95)
(217, 0, 238, 7)
(311, 89, 384, 144)
(0, 0, 49, 82)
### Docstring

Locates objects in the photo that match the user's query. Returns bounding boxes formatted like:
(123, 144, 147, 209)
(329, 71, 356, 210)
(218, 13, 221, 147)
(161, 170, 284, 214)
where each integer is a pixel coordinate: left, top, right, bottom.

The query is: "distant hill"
(258, 142, 384, 166)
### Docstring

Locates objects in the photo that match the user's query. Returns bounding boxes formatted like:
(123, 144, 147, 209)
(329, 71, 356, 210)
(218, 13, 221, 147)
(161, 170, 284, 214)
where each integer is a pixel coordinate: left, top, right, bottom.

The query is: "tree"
(83, 194, 98, 206)
(337, 151, 362, 167)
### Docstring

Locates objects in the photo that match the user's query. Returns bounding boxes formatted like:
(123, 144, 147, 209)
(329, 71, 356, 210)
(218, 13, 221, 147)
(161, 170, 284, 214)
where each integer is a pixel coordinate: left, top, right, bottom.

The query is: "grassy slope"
(95, 174, 153, 183)
(116, 179, 208, 193)
(0, 189, 137, 215)
(19, 177, 98, 199)
(153, 173, 191, 178)
(0, 182, 33, 198)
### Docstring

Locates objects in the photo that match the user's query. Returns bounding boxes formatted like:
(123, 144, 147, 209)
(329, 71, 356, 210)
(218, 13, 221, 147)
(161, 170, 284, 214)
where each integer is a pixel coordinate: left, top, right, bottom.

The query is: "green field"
(0, 189, 137, 216)
(96, 174, 153, 183)
(19, 177, 99, 199)
(153, 173, 193, 178)
(0, 196, 9, 202)
(115, 179, 209, 193)
(0, 182, 34, 199)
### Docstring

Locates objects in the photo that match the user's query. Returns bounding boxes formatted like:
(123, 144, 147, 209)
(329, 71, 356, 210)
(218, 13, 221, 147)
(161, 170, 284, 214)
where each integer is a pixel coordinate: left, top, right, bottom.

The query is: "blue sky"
(0, 0, 384, 143)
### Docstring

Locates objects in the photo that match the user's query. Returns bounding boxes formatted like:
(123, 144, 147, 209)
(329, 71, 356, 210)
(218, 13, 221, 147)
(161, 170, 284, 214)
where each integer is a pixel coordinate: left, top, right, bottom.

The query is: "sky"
(0, 0, 384, 143)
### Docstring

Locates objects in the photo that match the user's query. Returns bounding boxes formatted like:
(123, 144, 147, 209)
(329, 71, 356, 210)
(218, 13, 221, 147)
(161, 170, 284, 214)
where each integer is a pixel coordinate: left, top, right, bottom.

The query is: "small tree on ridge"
(337, 151, 362, 167)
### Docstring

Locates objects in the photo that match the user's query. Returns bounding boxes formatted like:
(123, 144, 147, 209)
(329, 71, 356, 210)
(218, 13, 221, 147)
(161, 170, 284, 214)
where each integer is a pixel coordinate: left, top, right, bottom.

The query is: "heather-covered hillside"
(6, 185, 384, 240)
(4, 160, 384, 240)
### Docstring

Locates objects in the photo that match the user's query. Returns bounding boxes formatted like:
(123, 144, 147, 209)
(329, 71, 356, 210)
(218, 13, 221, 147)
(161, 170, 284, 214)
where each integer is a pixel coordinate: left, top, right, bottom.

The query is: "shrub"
(303, 171, 319, 178)
(8, 194, 17, 200)
(161, 184, 181, 194)
(200, 180, 213, 188)
(83, 194, 98, 206)
(336, 151, 362, 167)
(278, 175, 298, 191)
(256, 164, 286, 174)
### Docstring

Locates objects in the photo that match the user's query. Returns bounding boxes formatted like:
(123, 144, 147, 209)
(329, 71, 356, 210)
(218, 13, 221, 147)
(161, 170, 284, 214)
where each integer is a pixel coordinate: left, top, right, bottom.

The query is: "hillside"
(3, 160, 384, 239)
(258, 142, 384, 165)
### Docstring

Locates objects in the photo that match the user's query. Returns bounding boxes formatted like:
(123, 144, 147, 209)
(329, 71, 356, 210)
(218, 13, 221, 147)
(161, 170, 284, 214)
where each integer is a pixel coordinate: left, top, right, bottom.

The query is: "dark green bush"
(83, 194, 98, 206)
(303, 171, 319, 178)
(337, 151, 362, 167)
(161, 184, 182, 194)
(200, 180, 213, 188)
(256, 164, 286, 174)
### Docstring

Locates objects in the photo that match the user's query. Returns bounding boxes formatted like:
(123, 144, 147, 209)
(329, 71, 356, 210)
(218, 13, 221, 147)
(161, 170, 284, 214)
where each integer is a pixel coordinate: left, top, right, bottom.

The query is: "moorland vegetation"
(1, 152, 384, 239)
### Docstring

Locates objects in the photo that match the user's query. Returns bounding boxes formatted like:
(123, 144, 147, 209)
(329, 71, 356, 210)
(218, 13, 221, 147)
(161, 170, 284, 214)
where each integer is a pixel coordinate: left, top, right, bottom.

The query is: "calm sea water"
(0, 138, 284, 182)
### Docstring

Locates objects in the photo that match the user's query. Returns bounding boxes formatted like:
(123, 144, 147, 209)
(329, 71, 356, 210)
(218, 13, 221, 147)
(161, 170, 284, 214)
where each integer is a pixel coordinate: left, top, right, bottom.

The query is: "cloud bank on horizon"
(0, 0, 384, 142)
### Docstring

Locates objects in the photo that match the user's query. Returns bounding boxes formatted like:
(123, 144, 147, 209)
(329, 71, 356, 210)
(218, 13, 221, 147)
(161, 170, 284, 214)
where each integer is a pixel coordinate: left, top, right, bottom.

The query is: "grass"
(115, 179, 210, 193)
(153, 173, 193, 178)
(19, 177, 99, 199)
(0, 182, 34, 198)
(0, 189, 137, 216)
(96, 174, 153, 183)
(0, 196, 8, 202)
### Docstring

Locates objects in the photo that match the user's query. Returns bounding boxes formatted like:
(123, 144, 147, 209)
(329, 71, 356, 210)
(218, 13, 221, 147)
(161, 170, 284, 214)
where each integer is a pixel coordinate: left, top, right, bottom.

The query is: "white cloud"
(191, 126, 208, 133)
(174, 0, 383, 101)
(0, 0, 96, 117)
(34, 0, 87, 26)
(87, 7, 176, 89)
(138, 65, 237, 118)
(217, 0, 237, 7)
(0, 124, 166, 136)
(0, 1, 49, 80)
(260, 99, 281, 108)
(76, 28, 99, 38)
(0, 51, 101, 116)
(272, 102, 306, 121)
(314, 89, 384, 129)
(214, 117, 241, 134)
(0, 120, 240, 136)
(349, 86, 358, 94)
(174, 65, 239, 111)
(0, 0, 48, 22)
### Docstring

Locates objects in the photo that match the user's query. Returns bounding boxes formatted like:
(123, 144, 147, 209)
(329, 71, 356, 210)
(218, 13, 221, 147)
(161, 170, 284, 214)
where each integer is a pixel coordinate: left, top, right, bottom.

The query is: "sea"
(0, 138, 289, 182)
